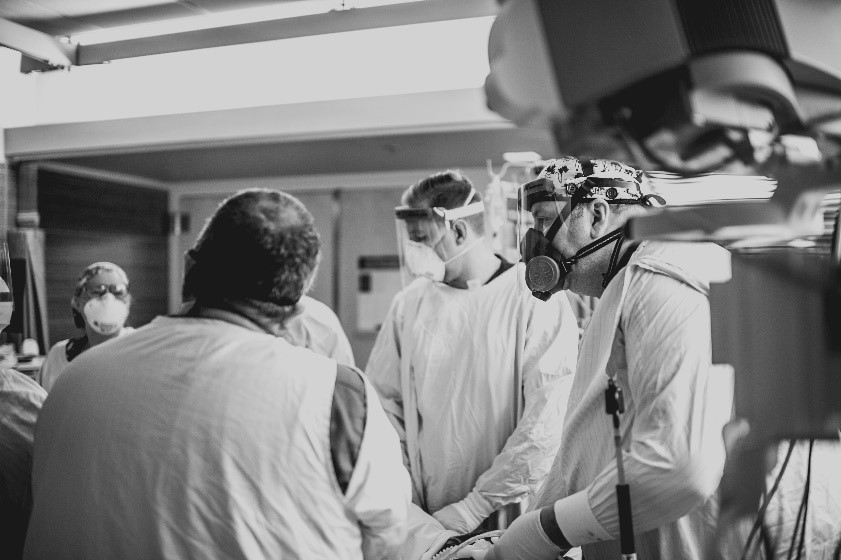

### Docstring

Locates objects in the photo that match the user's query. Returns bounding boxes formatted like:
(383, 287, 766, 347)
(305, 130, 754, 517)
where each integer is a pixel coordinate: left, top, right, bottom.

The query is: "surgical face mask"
(404, 233, 484, 284)
(83, 293, 129, 335)
(403, 239, 446, 282)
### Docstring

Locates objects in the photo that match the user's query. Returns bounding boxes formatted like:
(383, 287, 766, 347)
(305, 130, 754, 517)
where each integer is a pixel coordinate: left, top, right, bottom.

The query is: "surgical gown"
(282, 295, 355, 365)
(366, 263, 578, 524)
(533, 241, 734, 560)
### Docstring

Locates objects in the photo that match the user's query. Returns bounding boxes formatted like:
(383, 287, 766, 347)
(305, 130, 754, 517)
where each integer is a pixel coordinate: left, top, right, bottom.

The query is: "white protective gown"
(24, 315, 409, 560)
(533, 241, 735, 560)
(282, 295, 355, 366)
(366, 263, 578, 535)
(38, 328, 135, 392)
(0, 368, 46, 560)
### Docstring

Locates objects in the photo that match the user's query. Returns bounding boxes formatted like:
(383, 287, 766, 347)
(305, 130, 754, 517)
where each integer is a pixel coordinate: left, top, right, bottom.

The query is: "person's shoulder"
(630, 241, 731, 293)
(385, 276, 432, 313)
(295, 296, 341, 324)
(0, 367, 46, 403)
(269, 336, 338, 370)
(46, 338, 71, 354)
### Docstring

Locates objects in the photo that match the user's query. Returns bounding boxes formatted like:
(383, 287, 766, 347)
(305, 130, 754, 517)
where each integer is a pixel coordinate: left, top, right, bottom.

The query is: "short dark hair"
(183, 189, 320, 308)
(401, 170, 485, 234)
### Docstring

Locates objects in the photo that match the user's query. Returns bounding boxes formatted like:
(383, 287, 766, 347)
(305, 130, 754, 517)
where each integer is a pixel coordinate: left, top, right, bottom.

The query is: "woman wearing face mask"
(38, 262, 133, 392)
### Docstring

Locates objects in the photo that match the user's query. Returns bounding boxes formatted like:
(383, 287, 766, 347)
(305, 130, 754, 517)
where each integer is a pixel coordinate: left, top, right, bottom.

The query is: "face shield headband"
(519, 176, 666, 300)
(395, 187, 485, 228)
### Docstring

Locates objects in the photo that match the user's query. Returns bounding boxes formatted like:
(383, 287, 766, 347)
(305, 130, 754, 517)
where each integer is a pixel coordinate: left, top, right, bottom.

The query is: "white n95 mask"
(403, 240, 446, 283)
(83, 293, 129, 335)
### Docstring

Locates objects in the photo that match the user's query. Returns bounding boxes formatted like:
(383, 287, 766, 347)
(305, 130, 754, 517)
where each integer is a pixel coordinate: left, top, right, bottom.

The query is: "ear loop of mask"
(424, 187, 486, 285)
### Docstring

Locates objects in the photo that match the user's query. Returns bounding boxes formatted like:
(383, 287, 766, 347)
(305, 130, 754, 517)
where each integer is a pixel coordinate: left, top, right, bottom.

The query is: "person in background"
(38, 262, 133, 392)
(1, 369, 45, 560)
(280, 294, 355, 365)
(1, 270, 47, 560)
(365, 170, 579, 558)
(24, 188, 409, 560)
(469, 157, 733, 560)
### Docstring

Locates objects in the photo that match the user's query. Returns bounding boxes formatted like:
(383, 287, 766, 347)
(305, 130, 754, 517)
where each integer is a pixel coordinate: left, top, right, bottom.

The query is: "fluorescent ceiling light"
(71, 0, 423, 45)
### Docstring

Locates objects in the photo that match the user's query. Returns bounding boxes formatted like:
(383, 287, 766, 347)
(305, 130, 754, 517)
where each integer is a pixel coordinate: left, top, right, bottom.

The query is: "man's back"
(25, 315, 407, 560)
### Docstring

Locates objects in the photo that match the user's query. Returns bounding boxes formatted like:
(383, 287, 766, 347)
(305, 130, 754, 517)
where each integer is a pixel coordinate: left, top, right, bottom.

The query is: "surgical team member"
(0, 263, 47, 560)
(471, 157, 733, 559)
(25, 188, 410, 560)
(39, 262, 133, 392)
(366, 170, 579, 556)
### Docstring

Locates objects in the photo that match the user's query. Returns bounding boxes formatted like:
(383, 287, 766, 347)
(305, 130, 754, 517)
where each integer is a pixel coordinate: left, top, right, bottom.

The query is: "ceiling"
(48, 126, 555, 182)
(2, 0, 545, 184)
(0, 0, 299, 36)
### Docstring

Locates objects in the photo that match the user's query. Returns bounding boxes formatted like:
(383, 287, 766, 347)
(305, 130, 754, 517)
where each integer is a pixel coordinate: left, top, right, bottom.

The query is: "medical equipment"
(430, 530, 503, 560)
(605, 378, 636, 560)
(484, 157, 542, 264)
(486, 0, 841, 174)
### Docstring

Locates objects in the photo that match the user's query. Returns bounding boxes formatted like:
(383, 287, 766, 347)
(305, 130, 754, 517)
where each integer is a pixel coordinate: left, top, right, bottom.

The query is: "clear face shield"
(517, 157, 666, 300)
(395, 189, 486, 286)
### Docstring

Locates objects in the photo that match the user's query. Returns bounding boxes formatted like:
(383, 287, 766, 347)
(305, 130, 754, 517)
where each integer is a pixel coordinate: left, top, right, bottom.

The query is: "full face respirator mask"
(518, 157, 666, 300)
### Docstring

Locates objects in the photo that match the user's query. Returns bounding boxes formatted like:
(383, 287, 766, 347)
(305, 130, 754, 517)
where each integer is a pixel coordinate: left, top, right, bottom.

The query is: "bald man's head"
(183, 188, 321, 308)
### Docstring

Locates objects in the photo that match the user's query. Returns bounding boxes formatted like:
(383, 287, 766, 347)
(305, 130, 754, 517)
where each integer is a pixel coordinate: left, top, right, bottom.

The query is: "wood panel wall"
(38, 171, 169, 344)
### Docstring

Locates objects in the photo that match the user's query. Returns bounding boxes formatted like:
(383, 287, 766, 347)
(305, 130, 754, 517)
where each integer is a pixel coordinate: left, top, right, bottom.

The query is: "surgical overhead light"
(486, 0, 841, 173)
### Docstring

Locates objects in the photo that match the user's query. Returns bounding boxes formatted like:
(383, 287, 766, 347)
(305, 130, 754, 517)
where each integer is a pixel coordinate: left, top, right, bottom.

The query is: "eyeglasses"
(84, 283, 129, 299)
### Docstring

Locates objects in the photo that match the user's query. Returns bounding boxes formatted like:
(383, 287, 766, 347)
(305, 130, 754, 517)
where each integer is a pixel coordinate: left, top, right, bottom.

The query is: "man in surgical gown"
(365, 170, 579, 558)
(25, 189, 409, 560)
(470, 157, 733, 560)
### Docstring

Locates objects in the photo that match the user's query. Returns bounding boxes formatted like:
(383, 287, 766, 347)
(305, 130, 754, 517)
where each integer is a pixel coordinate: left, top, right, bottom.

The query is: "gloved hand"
(449, 538, 495, 559)
(433, 492, 495, 533)
(463, 509, 567, 560)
